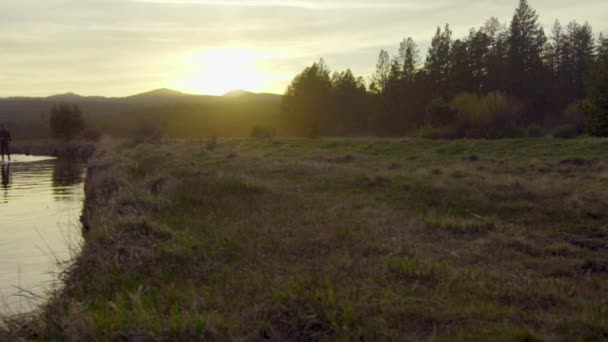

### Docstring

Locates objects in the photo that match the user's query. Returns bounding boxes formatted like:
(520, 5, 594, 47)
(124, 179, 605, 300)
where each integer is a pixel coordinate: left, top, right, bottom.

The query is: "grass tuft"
(424, 216, 496, 236)
(387, 257, 449, 283)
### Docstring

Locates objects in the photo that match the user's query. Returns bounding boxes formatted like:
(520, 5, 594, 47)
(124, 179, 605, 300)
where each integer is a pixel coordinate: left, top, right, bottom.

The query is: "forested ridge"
(283, 0, 608, 139)
(0, 90, 282, 139)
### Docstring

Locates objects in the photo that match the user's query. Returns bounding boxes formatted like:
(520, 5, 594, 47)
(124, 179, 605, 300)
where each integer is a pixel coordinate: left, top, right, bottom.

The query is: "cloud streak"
(1, 0, 607, 96)
(133, 0, 440, 10)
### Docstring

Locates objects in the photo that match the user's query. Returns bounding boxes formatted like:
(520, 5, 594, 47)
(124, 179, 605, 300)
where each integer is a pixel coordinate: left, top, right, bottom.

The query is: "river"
(0, 155, 85, 315)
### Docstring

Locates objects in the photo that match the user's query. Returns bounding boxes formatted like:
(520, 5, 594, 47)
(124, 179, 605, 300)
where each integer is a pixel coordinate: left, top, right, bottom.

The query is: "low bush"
(135, 115, 168, 143)
(207, 136, 218, 151)
(82, 128, 102, 142)
(451, 91, 522, 139)
(419, 126, 461, 140)
(563, 100, 592, 133)
(526, 124, 544, 138)
(251, 125, 276, 139)
(587, 110, 608, 137)
(50, 104, 85, 141)
(426, 98, 457, 127)
(308, 123, 320, 139)
(553, 124, 579, 139)
(585, 96, 607, 137)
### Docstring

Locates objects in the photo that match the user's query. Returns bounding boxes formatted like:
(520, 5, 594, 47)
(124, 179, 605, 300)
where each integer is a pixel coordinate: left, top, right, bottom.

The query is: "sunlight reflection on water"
(0, 155, 85, 314)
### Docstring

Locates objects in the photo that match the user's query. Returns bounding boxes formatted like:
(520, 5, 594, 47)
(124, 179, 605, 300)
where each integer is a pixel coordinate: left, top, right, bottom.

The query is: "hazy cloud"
(1, 0, 607, 96)
(133, 0, 446, 10)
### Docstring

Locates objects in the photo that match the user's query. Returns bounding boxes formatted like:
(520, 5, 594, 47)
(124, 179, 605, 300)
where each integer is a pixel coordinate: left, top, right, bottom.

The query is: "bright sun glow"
(172, 47, 272, 95)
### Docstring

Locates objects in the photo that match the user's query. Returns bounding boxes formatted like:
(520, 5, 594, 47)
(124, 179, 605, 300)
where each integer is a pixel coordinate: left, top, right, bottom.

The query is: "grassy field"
(5, 137, 608, 340)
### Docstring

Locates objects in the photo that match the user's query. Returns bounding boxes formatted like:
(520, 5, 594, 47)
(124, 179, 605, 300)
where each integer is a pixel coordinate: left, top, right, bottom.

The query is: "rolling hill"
(0, 89, 283, 139)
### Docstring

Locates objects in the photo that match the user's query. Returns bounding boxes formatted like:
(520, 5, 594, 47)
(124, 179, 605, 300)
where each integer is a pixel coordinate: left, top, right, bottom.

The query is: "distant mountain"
(0, 87, 284, 139)
(0, 88, 282, 123)
(47, 92, 82, 100)
(41, 88, 199, 103)
(3, 88, 281, 102)
(46, 92, 108, 102)
(223, 89, 253, 97)
(126, 88, 190, 99)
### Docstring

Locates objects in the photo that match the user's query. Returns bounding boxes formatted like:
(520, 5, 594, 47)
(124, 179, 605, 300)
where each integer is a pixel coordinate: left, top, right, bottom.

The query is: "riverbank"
(11, 141, 95, 160)
(3, 138, 608, 340)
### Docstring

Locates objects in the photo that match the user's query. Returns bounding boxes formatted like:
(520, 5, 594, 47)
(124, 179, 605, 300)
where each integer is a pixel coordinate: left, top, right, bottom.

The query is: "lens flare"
(173, 47, 271, 95)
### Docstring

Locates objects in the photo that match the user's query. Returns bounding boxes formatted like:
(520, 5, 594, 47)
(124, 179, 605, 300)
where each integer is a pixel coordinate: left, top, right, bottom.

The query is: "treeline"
(282, 0, 608, 138)
(0, 94, 282, 140)
(92, 100, 282, 139)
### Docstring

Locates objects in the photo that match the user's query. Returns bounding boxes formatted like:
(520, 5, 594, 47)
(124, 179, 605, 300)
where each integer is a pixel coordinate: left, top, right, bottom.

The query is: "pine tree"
(507, 0, 548, 122)
(598, 33, 608, 59)
(467, 28, 492, 95)
(569, 22, 594, 98)
(398, 37, 419, 82)
(397, 38, 424, 130)
(50, 104, 85, 141)
(425, 24, 453, 99)
(331, 69, 370, 134)
(282, 59, 333, 136)
(587, 56, 608, 136)
(548, 20, 564, 75)
(549, 21, 595, 110)
(449, 38, 474, 95)
(587, 32, 608, 136)
(370, 50, 391, 95)
(548, 20, 569, 111)
(483, 17, 508, 92)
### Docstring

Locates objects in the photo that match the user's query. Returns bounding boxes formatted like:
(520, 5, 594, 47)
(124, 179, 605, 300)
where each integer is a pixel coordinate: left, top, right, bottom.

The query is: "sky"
(1, 0, 607, 97)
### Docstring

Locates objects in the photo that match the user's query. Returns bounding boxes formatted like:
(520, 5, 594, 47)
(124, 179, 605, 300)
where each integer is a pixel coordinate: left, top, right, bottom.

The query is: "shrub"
(450, 91, 521, 138)
(471, 125, 525, 139)
(250, 125, 276, 139)
(586, 53, 608, 137)
(135, 115, 168, 143)
(526, 124, 544, 138)
(308, 123, 320, 139)
(82, 128, 102, 142)
(419, 126, 460, 140)
(564, 100, 593, 133)
(587, 107, 608, 137)
(49, 104, 85, 141)
(553, 124, 579, 139)
(207, 136, 218, 151)
(584, 97, 607, 137)
(426, 98, 456, 127)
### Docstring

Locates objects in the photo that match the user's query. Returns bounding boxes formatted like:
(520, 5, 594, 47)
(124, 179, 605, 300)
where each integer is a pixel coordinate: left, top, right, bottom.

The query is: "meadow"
(5, 137, 608, 341)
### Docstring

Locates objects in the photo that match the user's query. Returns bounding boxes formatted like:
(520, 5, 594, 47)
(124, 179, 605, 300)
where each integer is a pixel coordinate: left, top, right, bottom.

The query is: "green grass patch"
(387, 257, 449, 283)
(424, 216, 496, 236)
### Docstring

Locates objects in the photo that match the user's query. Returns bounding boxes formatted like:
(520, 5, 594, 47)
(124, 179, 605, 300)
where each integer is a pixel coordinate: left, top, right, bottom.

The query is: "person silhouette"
(0, 124, 11, 162)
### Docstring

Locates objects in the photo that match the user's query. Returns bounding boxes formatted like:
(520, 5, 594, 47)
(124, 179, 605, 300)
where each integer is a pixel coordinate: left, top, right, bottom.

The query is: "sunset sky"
(1, 0, 607, 97)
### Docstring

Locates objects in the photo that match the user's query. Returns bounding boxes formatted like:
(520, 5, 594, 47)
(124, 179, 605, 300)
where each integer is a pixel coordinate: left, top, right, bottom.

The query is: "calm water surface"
(0, 155, 85, 314)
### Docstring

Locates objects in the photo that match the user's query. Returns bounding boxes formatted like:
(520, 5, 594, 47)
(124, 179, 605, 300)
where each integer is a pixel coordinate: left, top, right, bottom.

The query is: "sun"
(172, 47, 270, 95)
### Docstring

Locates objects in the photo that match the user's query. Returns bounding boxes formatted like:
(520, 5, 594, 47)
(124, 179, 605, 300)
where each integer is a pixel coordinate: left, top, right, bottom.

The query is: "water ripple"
(0, 155, 85, 314)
